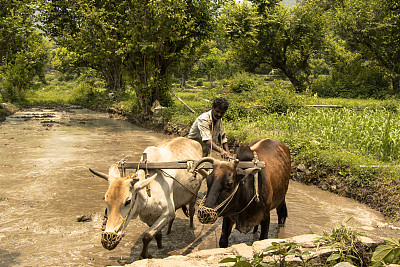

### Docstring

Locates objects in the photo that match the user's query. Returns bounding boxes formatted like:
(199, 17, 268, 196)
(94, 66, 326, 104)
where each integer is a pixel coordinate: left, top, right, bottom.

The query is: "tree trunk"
(392, 74, 400, 94)
(100, 57, 123, 93)
(180, 69, 188, 87)
(279, 63, 306, 92)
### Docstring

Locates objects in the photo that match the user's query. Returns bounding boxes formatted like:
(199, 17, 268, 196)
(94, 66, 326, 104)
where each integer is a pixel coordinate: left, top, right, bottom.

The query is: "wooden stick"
(171, 92, 196, 113)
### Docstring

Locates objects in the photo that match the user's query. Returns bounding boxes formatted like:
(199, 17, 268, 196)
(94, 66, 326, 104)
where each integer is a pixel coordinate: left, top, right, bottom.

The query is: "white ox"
(90, 137, 206, 259)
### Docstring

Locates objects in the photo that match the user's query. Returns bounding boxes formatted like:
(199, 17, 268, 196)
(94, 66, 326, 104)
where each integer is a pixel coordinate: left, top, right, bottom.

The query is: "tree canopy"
(2, 0, 400, 105)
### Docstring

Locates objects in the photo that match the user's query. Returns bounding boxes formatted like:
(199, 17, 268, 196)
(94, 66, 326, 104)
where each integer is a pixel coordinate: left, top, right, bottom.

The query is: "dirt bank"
(0, 103, 18, 122)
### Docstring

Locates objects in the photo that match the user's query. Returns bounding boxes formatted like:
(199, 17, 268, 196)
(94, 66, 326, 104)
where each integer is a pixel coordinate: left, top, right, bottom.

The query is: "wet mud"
(0, 107, 399, 266)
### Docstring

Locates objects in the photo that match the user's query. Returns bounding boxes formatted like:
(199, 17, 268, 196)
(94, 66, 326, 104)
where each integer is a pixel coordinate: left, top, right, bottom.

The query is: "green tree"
(40, 0, 219, 115)
(0, 0, 50, 102)
(50, 45, 80, 80)
(40, 0, 125, 92)
(223, 0, 325, 92)
(121, 0, 218, 115)
(196, 40, 228, 87)
(333, 0, 400, 93)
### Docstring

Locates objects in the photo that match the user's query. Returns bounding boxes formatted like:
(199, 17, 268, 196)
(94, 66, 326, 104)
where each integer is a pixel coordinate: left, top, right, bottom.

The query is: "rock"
(297, 164, 306, 172)
(251, 238, 286, 254)
(334, 262, 355, 267)
(77, 214, 92, 222)
(286, 234, 321, 248)
(359, 236, 383, 247)
(231, 243, 254, 259)
(190, 247, 228, 258)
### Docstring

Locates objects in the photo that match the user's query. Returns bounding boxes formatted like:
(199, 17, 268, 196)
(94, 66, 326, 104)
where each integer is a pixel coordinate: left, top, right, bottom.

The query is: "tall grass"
(226, 107, 400, 163)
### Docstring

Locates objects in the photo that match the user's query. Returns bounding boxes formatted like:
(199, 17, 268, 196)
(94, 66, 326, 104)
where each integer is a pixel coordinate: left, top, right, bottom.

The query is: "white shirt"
(188, 110, 228, 144)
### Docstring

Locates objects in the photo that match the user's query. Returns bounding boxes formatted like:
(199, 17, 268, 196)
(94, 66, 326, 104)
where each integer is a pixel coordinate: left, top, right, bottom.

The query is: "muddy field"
(1, 107, 399, 266)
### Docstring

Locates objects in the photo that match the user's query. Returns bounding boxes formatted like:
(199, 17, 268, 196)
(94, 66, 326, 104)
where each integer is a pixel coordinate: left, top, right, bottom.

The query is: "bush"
(311, 60, 390, 99)
(227, 72, 255, 93)
(195, 78, 204, 87)
(263, 81, 302, 114)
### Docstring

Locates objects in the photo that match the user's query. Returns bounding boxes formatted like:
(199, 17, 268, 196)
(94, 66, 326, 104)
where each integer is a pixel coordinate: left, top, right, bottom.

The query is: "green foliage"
(195, 78, 204, 87)
(311, 39, 391, 98)
(332, 0, 400, 93)
(219, 241, 309, 266)
(50, 45, 80, 81)
(371, 237, 400, 266)
(223, 0, 325, 92)
(320, 221, 371, 265)
(227, 72, 255, 93)
(262, 82, 302, 114)
(0, 1, 50, 103)
(40, 0, 220, 114)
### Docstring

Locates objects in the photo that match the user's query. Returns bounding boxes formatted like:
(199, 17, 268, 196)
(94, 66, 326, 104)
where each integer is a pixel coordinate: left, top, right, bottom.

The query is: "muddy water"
(0, 107, 399, 266)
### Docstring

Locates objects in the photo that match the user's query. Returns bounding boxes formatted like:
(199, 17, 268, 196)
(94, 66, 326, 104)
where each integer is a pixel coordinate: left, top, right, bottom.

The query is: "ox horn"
(89, 168, 109, 181)
(233, 158, 239, 169)
(193, 157, 216, 171)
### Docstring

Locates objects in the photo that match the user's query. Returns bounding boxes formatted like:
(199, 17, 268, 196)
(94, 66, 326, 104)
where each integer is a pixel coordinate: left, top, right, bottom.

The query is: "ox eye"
(124, 199, 131, 207)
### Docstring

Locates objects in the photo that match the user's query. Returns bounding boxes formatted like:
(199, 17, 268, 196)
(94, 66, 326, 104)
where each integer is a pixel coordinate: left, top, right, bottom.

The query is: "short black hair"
(212, 97, 229, 111)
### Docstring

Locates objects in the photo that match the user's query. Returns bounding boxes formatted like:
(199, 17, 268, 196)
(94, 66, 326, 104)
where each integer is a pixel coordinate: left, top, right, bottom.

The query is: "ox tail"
(277, 199, 288, 226)
(181, 205, 189, 217)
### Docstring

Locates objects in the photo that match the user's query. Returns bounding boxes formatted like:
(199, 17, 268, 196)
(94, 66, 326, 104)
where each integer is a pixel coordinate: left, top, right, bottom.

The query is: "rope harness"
(101, 151, 262, 249)
(197, 152, 261, 224)
(101, 160, 144, 250)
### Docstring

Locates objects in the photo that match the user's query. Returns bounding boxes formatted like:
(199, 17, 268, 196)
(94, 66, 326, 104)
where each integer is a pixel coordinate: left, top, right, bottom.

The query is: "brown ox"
(194, 139, 290, 248)
(90, 137, 206, 258)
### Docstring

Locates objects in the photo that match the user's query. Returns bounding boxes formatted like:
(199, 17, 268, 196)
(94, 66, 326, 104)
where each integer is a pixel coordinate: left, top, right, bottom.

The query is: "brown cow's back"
(250, 139, 291, 210)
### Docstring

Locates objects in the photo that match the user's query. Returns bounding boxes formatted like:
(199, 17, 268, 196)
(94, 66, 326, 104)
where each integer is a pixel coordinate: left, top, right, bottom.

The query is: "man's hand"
(221, 150, 233, 159)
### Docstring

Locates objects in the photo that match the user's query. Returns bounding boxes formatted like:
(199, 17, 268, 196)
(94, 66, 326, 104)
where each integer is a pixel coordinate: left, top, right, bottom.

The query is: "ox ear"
(233, 159, 239, 169)
(108, 164, 121, 178)
(133, 173, 157, 192)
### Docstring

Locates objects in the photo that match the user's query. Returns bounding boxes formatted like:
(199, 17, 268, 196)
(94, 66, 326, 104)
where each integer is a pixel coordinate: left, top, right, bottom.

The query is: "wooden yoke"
(118, 159, 265, 171)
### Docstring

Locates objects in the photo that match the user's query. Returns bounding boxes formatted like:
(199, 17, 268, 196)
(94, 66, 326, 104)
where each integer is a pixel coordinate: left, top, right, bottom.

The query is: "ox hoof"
(139, 254, 152, 260)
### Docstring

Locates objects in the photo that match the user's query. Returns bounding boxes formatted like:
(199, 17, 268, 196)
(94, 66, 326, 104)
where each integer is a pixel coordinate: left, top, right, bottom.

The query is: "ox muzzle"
(101, 231, 122, 250)
(197, 196, 219, 224)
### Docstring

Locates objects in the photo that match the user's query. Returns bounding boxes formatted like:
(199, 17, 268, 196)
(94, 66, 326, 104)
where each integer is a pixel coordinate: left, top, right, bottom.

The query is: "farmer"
(188, 97, 232, 159)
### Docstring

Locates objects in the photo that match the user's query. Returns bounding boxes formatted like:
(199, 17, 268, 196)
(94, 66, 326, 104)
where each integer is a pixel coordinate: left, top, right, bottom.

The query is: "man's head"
(211, 97, 229, 121)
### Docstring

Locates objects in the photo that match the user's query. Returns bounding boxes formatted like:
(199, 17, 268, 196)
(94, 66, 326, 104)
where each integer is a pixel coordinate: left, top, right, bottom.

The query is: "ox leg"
(189, 200, 195, 229)
(140, 213, 175, 259)
(259, 214, 270, 240)
(252, 225, 258, 234)
(219, 217, 234, 248)
(155, 231, 163, 249)
(276, 199, 288, 226)
(167, 218, 174, 235)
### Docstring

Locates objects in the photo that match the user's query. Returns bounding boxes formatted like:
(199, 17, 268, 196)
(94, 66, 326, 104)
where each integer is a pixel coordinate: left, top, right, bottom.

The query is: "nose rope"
(198, 157, 261, 224)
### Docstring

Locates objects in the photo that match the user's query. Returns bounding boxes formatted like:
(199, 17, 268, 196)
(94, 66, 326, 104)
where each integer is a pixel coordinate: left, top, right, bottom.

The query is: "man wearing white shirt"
(188, 97, 232, 158)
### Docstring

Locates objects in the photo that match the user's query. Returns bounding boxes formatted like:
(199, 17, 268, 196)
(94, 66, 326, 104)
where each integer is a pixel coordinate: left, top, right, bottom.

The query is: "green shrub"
(228, 72, 255, 93)
(311, 60, 390, 99)
(371, 237, 400, 266)
(195, 78, 204, 87)
(263, 81, 302, 114)
(320, 222, 372, 265)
